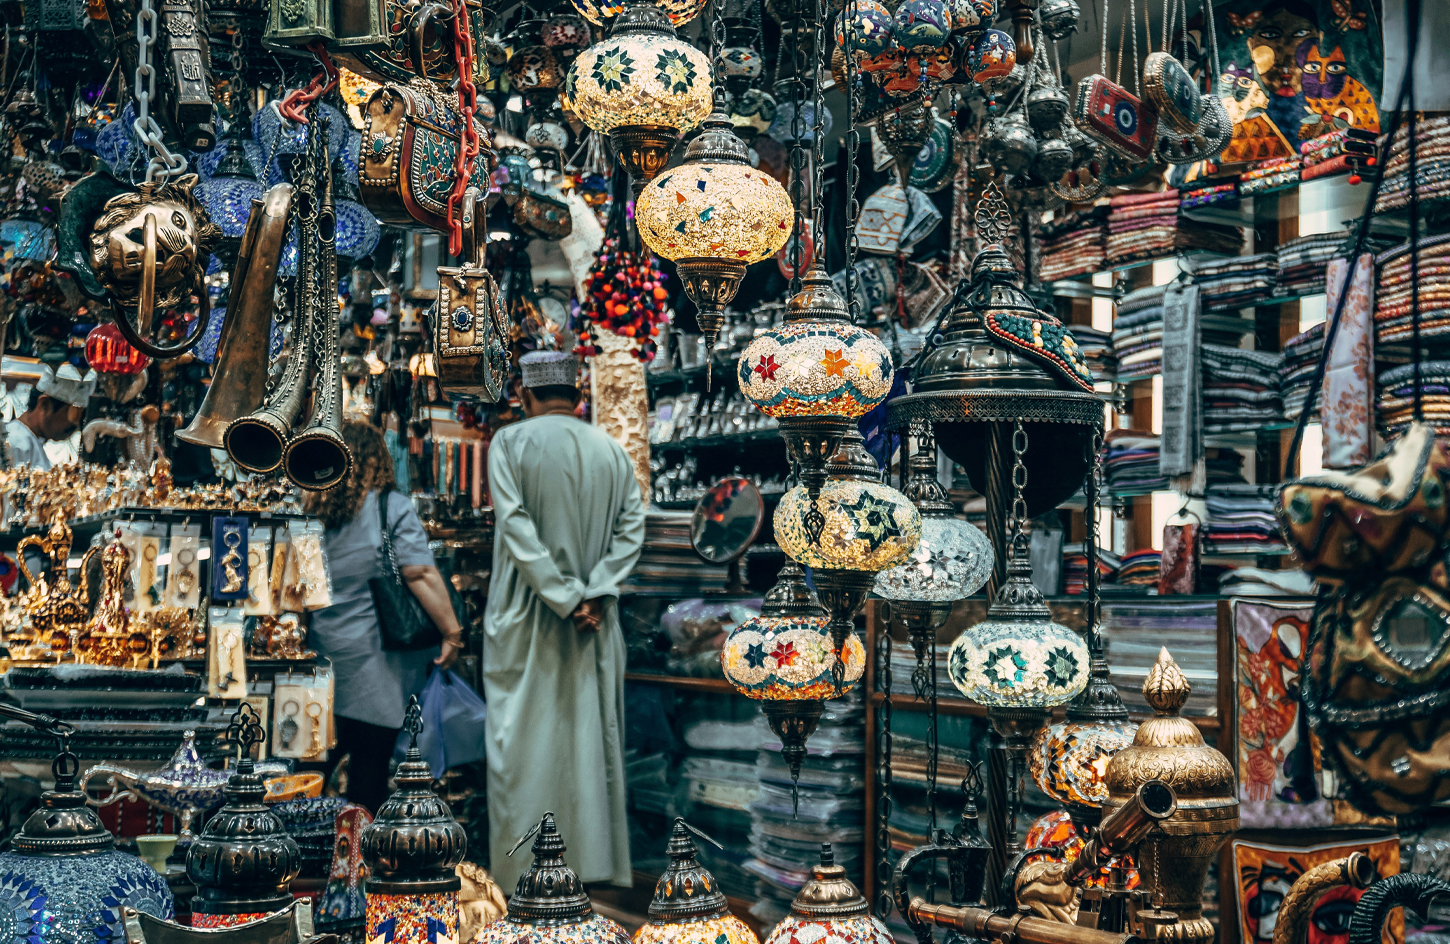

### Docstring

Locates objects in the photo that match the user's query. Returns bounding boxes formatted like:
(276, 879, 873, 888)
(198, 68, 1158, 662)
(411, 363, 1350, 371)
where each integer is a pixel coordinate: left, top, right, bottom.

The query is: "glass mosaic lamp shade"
(634, 819, 758, 944)
(775, 478, 920, 573)
(194, 130, 265, 262)
(764, 844, 892, 944)
(476, 813, 632, 944)
(946, 542, 1088, 710)
(332, 157, 381, 264)
(360, 698, 467, 944)
(0, 211, 55, 263)
(566, 4, 712, 191)
(0, 749, 174, 943)
(187, 751, 302, 926)
(635, 107, 791, 357)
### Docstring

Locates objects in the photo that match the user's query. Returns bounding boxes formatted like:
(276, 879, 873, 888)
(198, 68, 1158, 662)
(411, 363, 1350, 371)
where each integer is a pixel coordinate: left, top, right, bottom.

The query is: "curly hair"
(303, 421, 398, 530)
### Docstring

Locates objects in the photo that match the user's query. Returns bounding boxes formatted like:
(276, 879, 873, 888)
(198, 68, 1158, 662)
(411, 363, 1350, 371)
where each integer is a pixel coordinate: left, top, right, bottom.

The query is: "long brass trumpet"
(178, 184, 292, 449)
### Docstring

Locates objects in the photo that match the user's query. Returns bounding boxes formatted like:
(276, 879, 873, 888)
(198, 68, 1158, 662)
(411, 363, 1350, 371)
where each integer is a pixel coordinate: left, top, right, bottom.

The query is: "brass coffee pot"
(17, 518, 92, 661)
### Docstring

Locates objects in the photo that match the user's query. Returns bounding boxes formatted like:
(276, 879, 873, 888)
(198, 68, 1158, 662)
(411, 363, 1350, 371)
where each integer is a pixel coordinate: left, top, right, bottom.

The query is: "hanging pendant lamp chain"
(1085, 428, 1103, 650)
(810, 0, 826, 242)
(132, 0, 187, 182)
(1010, 419, 1030, 546)
(875, 599, 894, 918)
(844, 0, 861, 321)
(444, 0, 481, 258)
(787, 11, 807, 293)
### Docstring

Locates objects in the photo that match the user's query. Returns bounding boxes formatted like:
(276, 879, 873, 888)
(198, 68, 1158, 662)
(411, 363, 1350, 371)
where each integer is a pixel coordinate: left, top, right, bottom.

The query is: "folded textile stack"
(1196, 253, 1278, 310)
(1039, 205, 1110, 282)
(1201, 344, 1283, 432)
(1062, 543, 1121, 595)
(1377, 360, 1450, 438)
(1240, 157, 1301, 196)
(1071, 325, 1115, 382)
(1103, 432, 1166, 495)
(1113, 285, 1167, 380)
(1281, 323, 1325, 421)
(1274, 233, 1344, 297)
(1375, 116, 1450, 214)
(1117, 550, 1162, 587)
(1179, 182, 1238, 210)
(1205, 447, 1247, 485)
(1204, 484, 1285, 554)
(1105, 191, 1181, 266)
(1300, 128, 1376, 182)
(1375, 235, 1450, 347)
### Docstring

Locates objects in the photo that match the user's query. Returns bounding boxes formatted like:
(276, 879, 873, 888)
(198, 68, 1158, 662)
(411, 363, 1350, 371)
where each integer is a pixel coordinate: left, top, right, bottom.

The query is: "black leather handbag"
(370, 489, 443, 652)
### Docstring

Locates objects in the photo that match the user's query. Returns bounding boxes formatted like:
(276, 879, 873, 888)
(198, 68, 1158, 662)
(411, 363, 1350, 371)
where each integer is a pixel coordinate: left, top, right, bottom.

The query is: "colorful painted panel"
(366, 891, 459, 944)
(192, 912, 273, 928)
(1231, 837, 1401, 944)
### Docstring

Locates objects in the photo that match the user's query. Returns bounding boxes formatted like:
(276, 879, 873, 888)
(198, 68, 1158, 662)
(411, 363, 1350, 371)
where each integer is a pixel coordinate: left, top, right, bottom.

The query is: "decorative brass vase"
(1101, 648, 1238, 944)
(610, 126, 678, 196)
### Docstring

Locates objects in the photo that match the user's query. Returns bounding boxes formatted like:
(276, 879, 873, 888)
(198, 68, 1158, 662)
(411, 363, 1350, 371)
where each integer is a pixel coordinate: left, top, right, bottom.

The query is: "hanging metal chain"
(787, 13, 807, 294)
(810, 0, 827, 243)
(131, 0, 187, 182)
(710, 0, 727, 87)
(1010, 420, 1030, 544)
(445, 0, 481, 258)
(875, 600, 894, 918)
(927, 627, 939, 830)
(1085, 428, 1104, 648)
(844, 0, 861, 322)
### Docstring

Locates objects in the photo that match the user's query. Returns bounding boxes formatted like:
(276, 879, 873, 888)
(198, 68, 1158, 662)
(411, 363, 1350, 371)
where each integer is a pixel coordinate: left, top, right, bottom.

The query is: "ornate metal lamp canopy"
(360, 697, 467, 944)
(874, 428, 993, 694)
(476, 813, 632, 944)
(1102, 649, 1238, 944)
(635, 819, 759, 944)
(722, 559, 865, 798)
(764, 844, 893, 944)
(566, 3, 713, 192)
(0, 710, 175, 943)
(636, 105, 792, 365)
(187, 704, 302, 927)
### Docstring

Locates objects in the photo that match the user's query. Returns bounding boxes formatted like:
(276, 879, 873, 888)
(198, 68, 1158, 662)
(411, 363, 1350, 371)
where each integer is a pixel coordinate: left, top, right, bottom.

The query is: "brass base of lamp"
(892, 599, 955, 698)
(677, 257, 747, 388)
(610, 125, 678, 193)
(988, 706, 1051, 747)
(762, 699, 824, 815)
(812, 567, 879, 684)
(780, 416, 854, 543)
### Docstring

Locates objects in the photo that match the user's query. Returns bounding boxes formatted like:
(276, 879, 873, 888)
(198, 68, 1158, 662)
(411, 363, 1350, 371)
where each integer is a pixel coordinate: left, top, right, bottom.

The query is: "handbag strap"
(377, 488, 404, 582)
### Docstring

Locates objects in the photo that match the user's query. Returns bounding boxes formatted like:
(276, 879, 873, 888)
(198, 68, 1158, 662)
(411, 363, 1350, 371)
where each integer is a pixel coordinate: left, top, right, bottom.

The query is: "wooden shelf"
(624, 672, 734, 694)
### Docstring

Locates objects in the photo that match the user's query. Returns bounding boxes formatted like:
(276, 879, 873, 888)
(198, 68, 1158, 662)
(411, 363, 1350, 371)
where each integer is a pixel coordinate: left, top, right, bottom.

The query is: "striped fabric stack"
(1274, 233, 1344, 297)
(1375, 116, 1450, 215)
(1112, 285, 1168, 381)
(1239, 157, 1300, 196)
(1374, 235, 1450, 347)
(1039, 205, 1110, 282)
(1377, 361, 1450, 439)
(1281, 323, 1325, 421)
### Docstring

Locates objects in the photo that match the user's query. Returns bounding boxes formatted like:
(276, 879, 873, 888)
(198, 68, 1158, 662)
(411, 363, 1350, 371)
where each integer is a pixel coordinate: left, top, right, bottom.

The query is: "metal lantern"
(360, 698, 468, 944)
(635, 820, 759, 944)
(476, 814, 632, 944)
(1101, 650, 1237, 944)
(636, 107, 792, 360)
(1037, 0, 1079, 38)
(0, 727, 174, 943)
(721, 560, 866, 788)
(763, 844, 892, 944)
(565, 4, 713, 192)
(187, 706, 303, 927)
(194, 129, 265, 262)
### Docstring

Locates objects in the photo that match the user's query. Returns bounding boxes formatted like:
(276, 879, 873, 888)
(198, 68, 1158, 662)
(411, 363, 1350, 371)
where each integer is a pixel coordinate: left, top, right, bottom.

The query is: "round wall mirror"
(690, 477, 764, 564)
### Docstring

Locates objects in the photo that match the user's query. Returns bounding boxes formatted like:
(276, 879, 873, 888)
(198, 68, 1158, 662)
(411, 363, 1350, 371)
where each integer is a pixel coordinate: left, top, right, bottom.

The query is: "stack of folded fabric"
(1117, 550, 1162, 587)
(1375, 116, 1450, 214)
(1201, 344, 1284, 433)
(1239, 157, 1301, 196)
(1205, 447, 1247, 485)
(1039, 205, 1110, 282)
(1281, 323, 1325, 421)
(1204, 484, 1285, 554)
(1374, 235, 1450, 346)
(1376, 361, 1450, 439)
(1196, 253, 1278, 310)
(1112, 285, 1167, 381)
(1062, 544, 1122, 595)
(1071, 325, 1115, 382)
(1274, 234, 1344, 297)
(1300, 128, 1377, 182)
(1179, 182, 1238, 211)
(1103, 432, 1167, 495)
(1105, 191, 1181, 267)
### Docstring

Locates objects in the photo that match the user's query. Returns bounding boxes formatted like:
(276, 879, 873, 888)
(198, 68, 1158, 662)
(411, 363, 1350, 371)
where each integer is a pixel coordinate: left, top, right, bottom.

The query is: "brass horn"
(224, 109, 329, 476)
(178, 184, 293, 449)
(281, 149, 351, 491)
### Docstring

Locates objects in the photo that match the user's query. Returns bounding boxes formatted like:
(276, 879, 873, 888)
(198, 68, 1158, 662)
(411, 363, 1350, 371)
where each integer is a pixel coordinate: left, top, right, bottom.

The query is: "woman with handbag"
(302, 420, 464, 813)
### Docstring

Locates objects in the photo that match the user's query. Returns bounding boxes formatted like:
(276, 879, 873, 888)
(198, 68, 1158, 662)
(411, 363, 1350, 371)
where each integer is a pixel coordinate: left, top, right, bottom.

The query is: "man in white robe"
(483, 350, 646, 891)
(5, 364, 95, 470)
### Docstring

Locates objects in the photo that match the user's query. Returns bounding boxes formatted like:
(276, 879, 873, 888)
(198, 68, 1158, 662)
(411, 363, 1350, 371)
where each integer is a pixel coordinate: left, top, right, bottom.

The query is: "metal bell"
(1033, 134, 1073, 181)
(1037, 0, 1080, 39)
(1026, 82, 1069, 130)
(994, 112, 1037, 177)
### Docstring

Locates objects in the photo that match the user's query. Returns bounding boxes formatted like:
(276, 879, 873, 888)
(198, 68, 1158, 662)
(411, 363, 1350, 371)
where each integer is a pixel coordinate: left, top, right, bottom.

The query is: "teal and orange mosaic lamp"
(187, 703, 302, 928)
(360, 696, 467, 944)
(476, 813, 632, 944)
(763, 844, 892, 944)
(634, 819, 758, 944)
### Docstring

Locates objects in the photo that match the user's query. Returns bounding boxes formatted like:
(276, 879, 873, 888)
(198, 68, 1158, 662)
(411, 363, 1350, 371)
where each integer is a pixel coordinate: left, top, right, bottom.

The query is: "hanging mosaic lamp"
(360, 698, 467, 944)
(737, 265, 892, 541)
(475, 813, 632, 944)
(331, 157, 381, 265)
(635, 106, 792, 362)
(0, 208, 55, 263)
(874, 429, 993, 695)
(721, 559, 865, 792)
(763, 844, 892, 944)
(194, 127, 265, 263)
(0, 732, 174, 943)
(634, 819, 759, 944)
(187, 706, 302, 927)
(566, 3, 713, 192)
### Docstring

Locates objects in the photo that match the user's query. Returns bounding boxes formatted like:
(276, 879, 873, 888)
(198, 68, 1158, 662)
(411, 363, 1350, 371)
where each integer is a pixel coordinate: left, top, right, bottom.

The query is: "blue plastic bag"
(394, 668, 488, 777)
